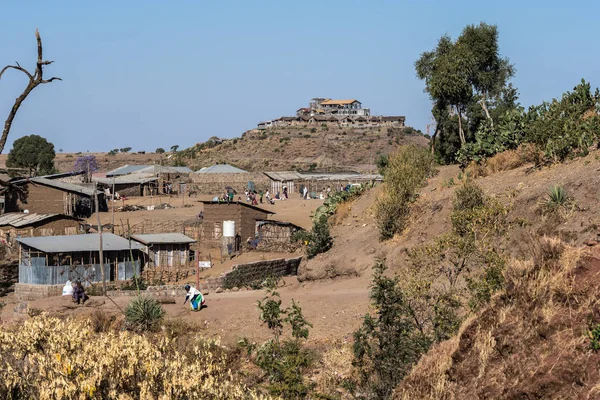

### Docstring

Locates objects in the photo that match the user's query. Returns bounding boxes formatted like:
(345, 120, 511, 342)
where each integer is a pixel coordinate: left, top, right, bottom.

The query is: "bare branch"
(0, 29, 61, 155)
(0, 65, 34, 81)
(41, 77, 62, 83)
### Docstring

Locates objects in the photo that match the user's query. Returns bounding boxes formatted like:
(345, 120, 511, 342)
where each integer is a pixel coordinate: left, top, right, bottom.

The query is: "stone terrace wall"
(189, 173, 270, 195)
(206, 256, 302, 290)
(15, 283, 63, 301)
(107, 256, 303, 297)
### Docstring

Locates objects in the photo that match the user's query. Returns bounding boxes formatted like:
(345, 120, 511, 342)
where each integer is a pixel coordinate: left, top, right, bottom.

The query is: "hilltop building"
(258, 97, 405, 130)
(310, 98, 370, 116)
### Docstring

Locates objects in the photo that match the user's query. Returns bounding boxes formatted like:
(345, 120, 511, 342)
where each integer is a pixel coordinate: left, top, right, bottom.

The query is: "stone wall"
(14, 283, 63, 301)
(108, 256, 302, 296)
(189, 173, 270, 195)
(206, 256, 302, 290)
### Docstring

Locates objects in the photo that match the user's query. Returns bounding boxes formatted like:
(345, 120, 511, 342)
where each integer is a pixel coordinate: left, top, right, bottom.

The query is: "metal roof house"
(2, 177, 107, 218)
(131, 233, 197, 268)
(105, 164, 192, 177)
(195, 164, 248, 174)
(0, 212, 82, 246)
(16, 233, 144, 297)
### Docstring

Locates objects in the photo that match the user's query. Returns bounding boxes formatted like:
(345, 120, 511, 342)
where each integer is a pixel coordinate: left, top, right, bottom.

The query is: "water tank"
(223, 220, 236, 237)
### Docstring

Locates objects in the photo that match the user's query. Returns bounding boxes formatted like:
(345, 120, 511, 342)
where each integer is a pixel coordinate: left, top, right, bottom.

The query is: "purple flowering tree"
(74, 155, 99, 183)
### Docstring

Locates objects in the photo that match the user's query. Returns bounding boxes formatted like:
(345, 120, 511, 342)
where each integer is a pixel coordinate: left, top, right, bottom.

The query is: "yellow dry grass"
(395, 236, 599, 399)
(0, 316, 268, 399)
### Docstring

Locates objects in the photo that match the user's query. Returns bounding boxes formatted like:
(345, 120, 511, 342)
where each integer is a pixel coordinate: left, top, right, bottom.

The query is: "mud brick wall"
(15, 283, 63, 301)
(189, 173, 270, 195)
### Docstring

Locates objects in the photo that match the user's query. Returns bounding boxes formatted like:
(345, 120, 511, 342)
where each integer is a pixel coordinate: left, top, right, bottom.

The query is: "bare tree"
(0, 29, 61, 154)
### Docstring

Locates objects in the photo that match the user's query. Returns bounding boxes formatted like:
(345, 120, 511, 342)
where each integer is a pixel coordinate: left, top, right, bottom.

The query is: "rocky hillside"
(179, 125, 429, 173)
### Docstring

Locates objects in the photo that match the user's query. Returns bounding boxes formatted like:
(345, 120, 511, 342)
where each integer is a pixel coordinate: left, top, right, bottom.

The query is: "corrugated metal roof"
(137, 165, 192, 174)
(131, 233, 196, 245)
(195, 164, 248, 174)
(263, 171, 303, 181)
(0, 212, 77, 228)
(105, 165, 149, 177)
(17, 233, 143, 253)
(106, 165, 193, 177)
(263, 171, 382, 182)
(94, 173, 157, 185)
(200, 201, 276, 214)
(30, 178, 96, 196)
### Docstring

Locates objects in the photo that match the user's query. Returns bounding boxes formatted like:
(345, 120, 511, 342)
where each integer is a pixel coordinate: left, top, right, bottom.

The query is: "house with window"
(318, 99, 371, 116)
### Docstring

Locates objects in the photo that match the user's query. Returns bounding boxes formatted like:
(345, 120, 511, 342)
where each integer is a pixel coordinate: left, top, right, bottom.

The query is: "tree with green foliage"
(241, 277, 313, 398)
(170, 145, 179, 152)
(416, 22, 516, 163)
(6, 134, 57, 177)
(352, 260, 432, 399)
(376, 145, 435, 239)
(119, 147, 132, 153)
(155, 147, 165, 154)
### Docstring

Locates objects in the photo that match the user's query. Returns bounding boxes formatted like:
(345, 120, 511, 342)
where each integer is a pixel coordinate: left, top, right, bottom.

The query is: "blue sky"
(0, 1, 598, 152)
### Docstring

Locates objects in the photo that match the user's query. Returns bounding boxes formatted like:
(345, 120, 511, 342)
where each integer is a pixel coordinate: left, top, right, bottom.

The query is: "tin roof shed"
(17, 233, 143, 253)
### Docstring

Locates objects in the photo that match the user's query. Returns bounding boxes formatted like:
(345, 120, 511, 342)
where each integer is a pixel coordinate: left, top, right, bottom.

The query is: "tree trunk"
(480, 91, 493, 128)
(430, 124, 440, 155)
(0, 30, 61, 154)
(457, 106, 466, 145)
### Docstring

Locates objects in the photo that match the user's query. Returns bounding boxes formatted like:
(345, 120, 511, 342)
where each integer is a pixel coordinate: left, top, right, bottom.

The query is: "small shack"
(201, 201, 275, 243)
(3, 177, 106, 218)
(0, 212, 82, 246)
(16, 233, 144, 296)
(94, 174, 159, 197)
(131, 233, 197, 268)
(254, 220, 304, 252)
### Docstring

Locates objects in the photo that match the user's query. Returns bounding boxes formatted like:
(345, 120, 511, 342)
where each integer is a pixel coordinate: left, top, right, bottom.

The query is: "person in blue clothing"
(183, 284, 205, 311)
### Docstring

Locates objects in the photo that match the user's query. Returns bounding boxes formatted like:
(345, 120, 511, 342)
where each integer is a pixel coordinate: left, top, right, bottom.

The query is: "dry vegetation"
(395, 237, 600, 399)
(0, 316, 266, 399)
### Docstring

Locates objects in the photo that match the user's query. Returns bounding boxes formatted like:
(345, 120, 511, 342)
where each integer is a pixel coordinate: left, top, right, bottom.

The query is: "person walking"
(303, 185, 308, 200)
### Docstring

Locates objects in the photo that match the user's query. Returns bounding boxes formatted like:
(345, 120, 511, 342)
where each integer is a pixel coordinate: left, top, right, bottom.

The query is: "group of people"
(62, 280, 88, 305)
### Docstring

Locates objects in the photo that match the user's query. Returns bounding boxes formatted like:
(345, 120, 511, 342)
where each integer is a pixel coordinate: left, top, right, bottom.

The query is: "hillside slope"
(300, 150, 600, 281)
(179, 126, 429, 173)
(395, 240, 600, 399)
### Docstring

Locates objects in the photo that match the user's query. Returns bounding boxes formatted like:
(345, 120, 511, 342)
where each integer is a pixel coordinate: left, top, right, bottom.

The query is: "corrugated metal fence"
(19, 259, 141, 285)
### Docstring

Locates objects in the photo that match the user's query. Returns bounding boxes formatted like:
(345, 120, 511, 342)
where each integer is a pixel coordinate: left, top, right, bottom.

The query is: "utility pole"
(111, 176, 115, 233)
(94, 187, 106, 294)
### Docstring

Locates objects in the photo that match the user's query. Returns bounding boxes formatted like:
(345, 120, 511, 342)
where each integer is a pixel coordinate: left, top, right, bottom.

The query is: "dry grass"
(465, 148, 532, 179)
(312, 343, 354, 396)
(395, 237, 600, 399)
(486, 149, 525, 174)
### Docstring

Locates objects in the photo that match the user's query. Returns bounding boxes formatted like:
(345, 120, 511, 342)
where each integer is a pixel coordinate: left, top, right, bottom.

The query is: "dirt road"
(2, 276, 370, 345)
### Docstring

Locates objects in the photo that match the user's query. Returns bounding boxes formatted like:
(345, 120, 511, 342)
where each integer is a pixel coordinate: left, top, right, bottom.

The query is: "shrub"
(589, 324, 600, 352)
(155, 147, 165, 154)
(545, 184, 568, 208)
(375, 145, 435, 239)
(124, 295, 165, 332)
(351, 260, 431, 398)
(453, 181, 485, 212)
(242, 279, 314, 398)
(0, 317, 259, 399)
(310, 128, 317, 133)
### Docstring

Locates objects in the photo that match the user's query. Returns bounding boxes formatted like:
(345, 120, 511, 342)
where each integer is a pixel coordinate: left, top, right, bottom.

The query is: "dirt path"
(2, 276, 370, 345)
